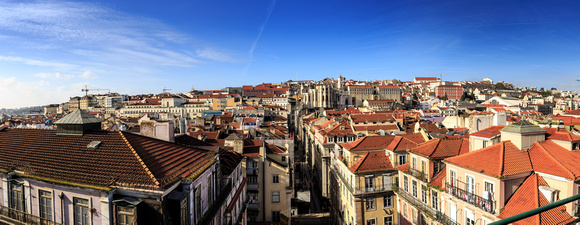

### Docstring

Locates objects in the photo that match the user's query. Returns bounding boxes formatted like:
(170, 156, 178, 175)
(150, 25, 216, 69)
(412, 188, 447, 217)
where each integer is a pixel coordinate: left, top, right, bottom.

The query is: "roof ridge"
(119, 131, 160, 186)
(534, 174, 541, 225)
(429, 138, 443, 158)
(499, 141, 506, 176)
(536, 141, 575, 179)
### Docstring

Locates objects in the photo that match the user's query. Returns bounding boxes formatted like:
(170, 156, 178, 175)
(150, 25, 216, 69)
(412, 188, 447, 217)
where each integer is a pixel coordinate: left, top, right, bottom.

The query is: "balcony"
(395, 185, 436, 218)
(436, 211, 458, 225)
(407, 166, 428, 182)
(445, 182, 496, 214)
(354, 183, 393, 195)
(248, 203, 259, 210)
(247, 183, 259, 190)
(0, 204, 61, 225)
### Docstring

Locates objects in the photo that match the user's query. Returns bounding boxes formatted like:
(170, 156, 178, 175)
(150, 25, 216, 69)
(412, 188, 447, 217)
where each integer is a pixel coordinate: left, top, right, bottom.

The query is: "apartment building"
(396, 138, 469, 225)
(0, 110, 229, 225)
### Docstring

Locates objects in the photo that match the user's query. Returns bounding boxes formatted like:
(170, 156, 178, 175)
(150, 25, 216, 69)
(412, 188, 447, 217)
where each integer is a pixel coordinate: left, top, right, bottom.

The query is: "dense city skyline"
(1, 0, 580, 108)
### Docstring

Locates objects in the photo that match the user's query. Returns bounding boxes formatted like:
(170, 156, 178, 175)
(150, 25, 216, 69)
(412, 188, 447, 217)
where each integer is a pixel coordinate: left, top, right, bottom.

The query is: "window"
(383, 174, 391, 189)
(248, 176, 258, 184)
(466, 175, 475, 194)
(39, 190, 52, 222)
(73, 198, 89, 225)
(384, 216, 393, 225)
(465, 208, 475, 225)
(365, 175, 374, 191)
(403, 175, 409, 192)
(383, 195, 392, 208)
(412, 157, 416, 169)
(399, 155, 407, 165)
(180, 197, 188, 225)
(412, 180, 418, 198)
(449, 169, 456, 186)
(117, 206, 135, 225)
(366, 218, 376, 225)
(366, 198, 376, 210)
(272, 175, 279, 184)
(272, 211, 281, 222)
(9, 182, 24, 212)
(403, 202, 408, 218)
(421, 160, 426, 173)
(421, 185, 428, 204)
(272, 191, 280, 203)
(484, 181, 494, 200)
(281, 156, 286, 162)
(431, 190, 438, 211)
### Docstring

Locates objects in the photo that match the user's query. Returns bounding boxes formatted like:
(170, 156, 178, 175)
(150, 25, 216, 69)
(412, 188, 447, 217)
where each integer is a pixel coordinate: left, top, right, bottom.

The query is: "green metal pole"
(489, 193, 580, 225)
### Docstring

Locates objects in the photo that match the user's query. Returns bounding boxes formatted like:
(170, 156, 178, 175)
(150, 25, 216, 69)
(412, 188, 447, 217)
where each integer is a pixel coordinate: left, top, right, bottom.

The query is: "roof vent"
(87, 141, 102, 149)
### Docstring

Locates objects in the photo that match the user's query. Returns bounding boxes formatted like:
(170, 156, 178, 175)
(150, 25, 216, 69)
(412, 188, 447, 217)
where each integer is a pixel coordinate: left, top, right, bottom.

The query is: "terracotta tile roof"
(419, 123, 448, 134)
(544, 128, 580, 142)
(341, 135, 397, 151)
(410, 138, 469, 159)
(0, 128, 210, 190)
(219, 150, 244, 176)
(386, 134, 426, 151)
(349, 152, 394, 173)
(445, 141, 533, 178)
(396, 162, 410, 173)
(320, 120, 353, 136)
(471, 125, 505, 138)
(352, 124, 399, 132)
(498, 173, 574, 225)
(241, 106, 258, 111)
(350, 113, 396, 123)
(528, 140, 580, 180)
(428, 169, 446, 191)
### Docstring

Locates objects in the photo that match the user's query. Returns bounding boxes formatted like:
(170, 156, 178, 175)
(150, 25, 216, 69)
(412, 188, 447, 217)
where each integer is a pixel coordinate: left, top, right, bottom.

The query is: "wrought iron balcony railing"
(445, 182, 496, 214)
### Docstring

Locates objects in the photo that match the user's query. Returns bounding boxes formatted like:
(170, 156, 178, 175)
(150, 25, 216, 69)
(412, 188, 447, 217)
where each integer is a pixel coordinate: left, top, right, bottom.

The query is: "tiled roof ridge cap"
(499, 141, 506, 176)
(428, 138, 442, 158)
(536, 141, 574, 179)
(118, 131, 160, 186)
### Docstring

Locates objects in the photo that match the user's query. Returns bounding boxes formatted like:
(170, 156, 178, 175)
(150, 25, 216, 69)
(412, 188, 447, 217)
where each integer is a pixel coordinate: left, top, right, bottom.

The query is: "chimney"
(140, 120, 175, 142)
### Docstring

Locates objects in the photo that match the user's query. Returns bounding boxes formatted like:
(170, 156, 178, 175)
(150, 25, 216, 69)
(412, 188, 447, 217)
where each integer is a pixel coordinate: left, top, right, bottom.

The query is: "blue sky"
(1, 0, 579, 108)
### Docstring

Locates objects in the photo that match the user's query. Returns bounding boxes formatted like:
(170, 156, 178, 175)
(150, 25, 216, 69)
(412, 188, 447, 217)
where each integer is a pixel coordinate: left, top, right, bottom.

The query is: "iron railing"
(354, 183, 393, 195)
(445, 182, 496, 214)
(436, 211, 458, 225)
(0, 204, 61, 225)
(408, 166, 428, 182)
(395, 185, 436, 218)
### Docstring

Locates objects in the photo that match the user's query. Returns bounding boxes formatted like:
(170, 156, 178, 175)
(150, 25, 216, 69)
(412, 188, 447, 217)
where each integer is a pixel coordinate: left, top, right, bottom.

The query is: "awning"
(112, 196, 142, 206)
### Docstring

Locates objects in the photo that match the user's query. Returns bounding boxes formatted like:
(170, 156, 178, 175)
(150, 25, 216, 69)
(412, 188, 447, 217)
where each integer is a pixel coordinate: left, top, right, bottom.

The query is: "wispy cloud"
(34, 71, 98, 80)
(242, 0, 277, 76)
(0, 1, 229, 70)
(0, 56, 75, 70)
(196, 48, 238, 63)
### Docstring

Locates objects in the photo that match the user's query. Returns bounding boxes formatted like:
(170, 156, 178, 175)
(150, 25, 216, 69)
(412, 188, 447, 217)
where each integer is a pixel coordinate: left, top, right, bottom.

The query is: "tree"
(495, 82, 506, 90)
(440, 94, 448, 101)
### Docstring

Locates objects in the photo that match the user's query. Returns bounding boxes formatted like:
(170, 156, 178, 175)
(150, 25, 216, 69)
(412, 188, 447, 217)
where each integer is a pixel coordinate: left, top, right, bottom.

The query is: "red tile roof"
(529, 140, 580, 180)
(410, 138, 469, 159)
(341, 135, 397, 151)
(544, 128, 580, 142)
(428, 169, 446, 191)
(320, 120, 354, 136)
(241, 106, 258, 111)
(445, 141, 533, 178)
(0, 128, 211, 190)
(350, 113, 396, 123)
(350, 152, 394, 173)
(386, 133, 426, 151)
(498, 173, 574, 224)
(219, 150, 244, 176)
(471, 125, 505, 138)
(352, 124, 399, 132)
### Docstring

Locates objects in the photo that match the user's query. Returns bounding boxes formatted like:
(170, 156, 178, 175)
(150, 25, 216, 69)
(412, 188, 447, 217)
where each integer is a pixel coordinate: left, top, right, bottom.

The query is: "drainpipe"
(60, 192, 64, 225)
(476, 118, 497, 142)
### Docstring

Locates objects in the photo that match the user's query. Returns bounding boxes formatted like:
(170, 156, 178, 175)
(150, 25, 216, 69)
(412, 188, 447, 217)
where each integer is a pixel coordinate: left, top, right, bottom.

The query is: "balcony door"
(365, 175, 374, 191)
(382, 174, 391, 190)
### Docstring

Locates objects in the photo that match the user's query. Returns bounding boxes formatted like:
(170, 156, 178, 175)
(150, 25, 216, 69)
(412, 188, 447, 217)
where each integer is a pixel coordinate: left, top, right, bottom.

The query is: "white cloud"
(0, 56, 75, 70)
(78, 71, 98, 79)
(196, 48, 238, 63)
(34, 72, 74, 80)
(0, 1, 226, 68)
(0, 76, 78, 108)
